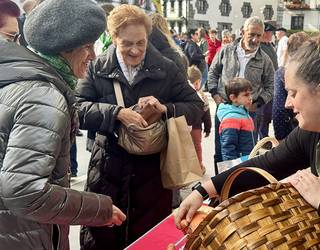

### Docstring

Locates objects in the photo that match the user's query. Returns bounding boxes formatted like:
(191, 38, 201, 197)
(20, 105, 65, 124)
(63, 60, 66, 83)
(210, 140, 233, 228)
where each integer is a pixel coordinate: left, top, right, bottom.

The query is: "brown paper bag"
(160, 115, 203, 189)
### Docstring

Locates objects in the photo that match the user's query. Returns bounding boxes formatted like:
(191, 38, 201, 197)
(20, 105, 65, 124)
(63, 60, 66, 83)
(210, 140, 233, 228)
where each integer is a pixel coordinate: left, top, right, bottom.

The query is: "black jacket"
(212, 127, 318, 197)
(184, 39, 206, 72)
(149, 27, 187, 76)
(76, 44, 203, 250)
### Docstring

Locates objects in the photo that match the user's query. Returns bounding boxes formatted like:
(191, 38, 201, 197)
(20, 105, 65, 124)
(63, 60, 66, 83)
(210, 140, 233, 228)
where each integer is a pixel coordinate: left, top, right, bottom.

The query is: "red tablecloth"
(125, 214, 186, 250)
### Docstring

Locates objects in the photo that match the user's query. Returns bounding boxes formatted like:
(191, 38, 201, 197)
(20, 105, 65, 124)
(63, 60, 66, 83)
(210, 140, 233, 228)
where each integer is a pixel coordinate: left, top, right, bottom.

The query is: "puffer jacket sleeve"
(220, 127, 239, 161)
(0, 83, 112, 226)
(164, 63, 204, 126)
(75, 61, 122, 134)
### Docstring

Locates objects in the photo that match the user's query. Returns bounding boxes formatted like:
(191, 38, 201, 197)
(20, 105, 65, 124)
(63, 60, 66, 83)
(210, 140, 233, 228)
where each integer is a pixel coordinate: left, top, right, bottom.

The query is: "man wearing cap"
(208, 16, 274, 172)
(0, 0, 126, 249)
(276, 27, 288, 67)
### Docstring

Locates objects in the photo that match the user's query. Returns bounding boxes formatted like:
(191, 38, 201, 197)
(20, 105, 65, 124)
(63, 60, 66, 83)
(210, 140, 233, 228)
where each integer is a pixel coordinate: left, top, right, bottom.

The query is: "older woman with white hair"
(221, 29, 232, 46)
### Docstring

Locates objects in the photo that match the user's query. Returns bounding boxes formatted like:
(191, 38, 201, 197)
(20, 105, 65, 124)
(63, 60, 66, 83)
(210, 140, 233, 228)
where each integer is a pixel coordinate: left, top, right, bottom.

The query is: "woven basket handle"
(220, 167, 278, 201)
(248, 137, 279, 159)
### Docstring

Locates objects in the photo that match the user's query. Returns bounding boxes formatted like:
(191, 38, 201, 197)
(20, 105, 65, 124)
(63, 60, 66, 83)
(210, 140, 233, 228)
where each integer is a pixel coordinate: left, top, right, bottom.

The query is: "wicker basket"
(185, 167, 320, 249)
(248, 137, 279, 159)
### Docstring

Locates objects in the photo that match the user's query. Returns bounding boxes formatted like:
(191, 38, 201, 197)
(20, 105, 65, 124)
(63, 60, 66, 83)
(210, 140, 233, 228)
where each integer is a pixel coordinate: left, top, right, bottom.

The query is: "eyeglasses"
(0, 31, 21, 43)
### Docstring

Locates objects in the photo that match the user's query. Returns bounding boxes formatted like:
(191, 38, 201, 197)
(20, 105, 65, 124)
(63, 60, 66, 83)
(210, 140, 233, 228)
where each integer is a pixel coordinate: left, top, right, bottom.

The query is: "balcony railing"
(285, 1, 310, 10)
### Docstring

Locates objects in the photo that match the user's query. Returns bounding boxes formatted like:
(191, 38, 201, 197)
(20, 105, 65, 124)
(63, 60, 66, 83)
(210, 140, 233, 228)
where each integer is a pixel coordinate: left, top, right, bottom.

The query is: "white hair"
(243, 16, 264, 31)
(221, 29, 231, 37)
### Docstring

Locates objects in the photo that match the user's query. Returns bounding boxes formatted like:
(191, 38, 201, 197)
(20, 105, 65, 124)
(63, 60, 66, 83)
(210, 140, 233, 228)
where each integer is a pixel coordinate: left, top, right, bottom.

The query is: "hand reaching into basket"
(174, 181, 218, 229)
(288, 169, 320, 210)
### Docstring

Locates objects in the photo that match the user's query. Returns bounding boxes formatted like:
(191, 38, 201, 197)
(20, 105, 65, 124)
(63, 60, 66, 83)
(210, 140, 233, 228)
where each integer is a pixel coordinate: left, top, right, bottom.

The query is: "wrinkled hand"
(174, 191, 203, 230)
(204, 132, 210, 138)
(138, 96, 167, 114)
(212, 94, 224, 105)
(117, 108, 148, 127)
(105, 205, 126, 227)
(288, 169, 320, 209)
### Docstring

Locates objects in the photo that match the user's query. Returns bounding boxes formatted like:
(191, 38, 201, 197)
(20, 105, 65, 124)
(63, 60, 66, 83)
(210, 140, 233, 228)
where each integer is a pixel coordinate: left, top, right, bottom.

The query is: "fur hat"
(24, 0, 106, 54)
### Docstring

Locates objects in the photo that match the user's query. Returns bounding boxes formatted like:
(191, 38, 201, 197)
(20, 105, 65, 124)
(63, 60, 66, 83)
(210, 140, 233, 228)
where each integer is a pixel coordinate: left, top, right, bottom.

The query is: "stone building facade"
(162, 0, 278, 36)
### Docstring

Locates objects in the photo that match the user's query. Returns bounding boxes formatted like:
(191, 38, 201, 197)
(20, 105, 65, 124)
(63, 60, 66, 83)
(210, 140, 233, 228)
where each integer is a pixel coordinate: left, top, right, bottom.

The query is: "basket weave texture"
(186, 168, 320, 249)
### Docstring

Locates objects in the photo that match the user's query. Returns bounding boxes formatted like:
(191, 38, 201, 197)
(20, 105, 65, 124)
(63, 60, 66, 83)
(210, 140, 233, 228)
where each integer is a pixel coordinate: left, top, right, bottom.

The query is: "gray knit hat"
(24, 0, 106, 54)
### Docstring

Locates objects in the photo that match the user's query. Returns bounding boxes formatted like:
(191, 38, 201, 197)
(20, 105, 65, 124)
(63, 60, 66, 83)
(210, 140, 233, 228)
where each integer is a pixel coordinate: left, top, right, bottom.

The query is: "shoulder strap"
(113, 79, 125, 107)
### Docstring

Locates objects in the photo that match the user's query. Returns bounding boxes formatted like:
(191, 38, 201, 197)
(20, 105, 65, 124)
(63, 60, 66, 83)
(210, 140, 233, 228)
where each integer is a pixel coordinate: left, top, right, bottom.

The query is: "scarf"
(29, 48, 77, 90)
(99, 32, 112, 53)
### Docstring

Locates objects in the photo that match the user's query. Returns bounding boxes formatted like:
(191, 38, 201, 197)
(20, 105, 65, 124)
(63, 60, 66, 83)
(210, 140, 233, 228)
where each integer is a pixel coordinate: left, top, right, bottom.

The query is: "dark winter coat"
(149, 27, 187, 76)
(0, 40, 113, 250)
(184, 39, 206, 72)
(272, 67, 297, 140)
(76, 44, 203, 250)
(212, 127, 319, 197)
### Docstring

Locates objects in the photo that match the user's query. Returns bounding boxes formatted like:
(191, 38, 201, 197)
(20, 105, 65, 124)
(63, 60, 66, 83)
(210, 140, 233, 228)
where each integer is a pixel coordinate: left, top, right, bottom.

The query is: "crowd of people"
(1, 0, 320, 249)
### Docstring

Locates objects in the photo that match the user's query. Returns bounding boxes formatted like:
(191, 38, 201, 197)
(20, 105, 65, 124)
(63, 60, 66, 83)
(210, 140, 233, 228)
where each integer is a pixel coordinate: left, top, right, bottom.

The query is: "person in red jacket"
(206, 29, 221, 66)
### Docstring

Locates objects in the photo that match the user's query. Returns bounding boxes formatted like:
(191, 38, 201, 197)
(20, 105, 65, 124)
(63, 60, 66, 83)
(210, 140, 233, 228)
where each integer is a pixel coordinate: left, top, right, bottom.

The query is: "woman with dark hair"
(0, 0, 126, 249)
(175, 35, 320, 231)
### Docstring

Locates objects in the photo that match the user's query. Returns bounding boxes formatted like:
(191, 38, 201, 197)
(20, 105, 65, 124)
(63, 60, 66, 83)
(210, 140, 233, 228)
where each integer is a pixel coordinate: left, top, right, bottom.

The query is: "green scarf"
(99, 32, 112, 53)
(30, 48, 77, 90)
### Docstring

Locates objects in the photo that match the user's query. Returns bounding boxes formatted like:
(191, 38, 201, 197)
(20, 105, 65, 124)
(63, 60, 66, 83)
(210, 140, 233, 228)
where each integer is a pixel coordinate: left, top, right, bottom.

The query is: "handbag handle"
(248, 137, 279, 159)
(220, 167, 278, 202)
(113, 80, 125, 107)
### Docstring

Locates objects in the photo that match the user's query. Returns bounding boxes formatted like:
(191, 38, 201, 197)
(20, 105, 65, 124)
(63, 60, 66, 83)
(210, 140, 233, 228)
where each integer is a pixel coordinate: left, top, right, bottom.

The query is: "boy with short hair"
(217, 77, 255, 161)
(187, 65, 212, 174)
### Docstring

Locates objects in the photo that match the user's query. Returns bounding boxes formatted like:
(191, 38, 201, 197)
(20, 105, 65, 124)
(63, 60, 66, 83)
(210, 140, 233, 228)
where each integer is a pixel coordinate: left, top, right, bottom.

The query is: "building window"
(241, 2, 252, 18)
(170, 0, 175, 13)
(219, 0, 232, 17)
(263, 5, 274, 20)
(195, 0, 209, 14)
(291, 15, 304, 30)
